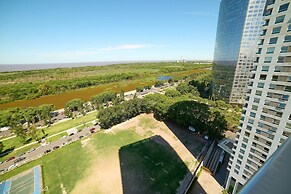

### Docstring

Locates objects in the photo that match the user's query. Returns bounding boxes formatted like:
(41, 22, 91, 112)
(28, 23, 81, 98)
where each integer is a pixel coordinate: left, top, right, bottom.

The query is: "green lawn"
(44, 111, 97, 136)
(119, 136, 188, 193)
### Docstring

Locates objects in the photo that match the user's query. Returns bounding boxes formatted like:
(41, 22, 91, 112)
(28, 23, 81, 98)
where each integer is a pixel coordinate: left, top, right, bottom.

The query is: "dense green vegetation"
(0, 62, 211, 104)
(97, 73, 241, 139)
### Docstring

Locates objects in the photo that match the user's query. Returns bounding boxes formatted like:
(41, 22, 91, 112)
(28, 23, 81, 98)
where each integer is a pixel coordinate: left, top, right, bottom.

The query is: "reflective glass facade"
(213, 0, 266, 104)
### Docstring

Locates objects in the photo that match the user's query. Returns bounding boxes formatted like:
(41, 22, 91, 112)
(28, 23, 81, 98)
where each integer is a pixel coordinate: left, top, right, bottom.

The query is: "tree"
(64, 99, 84, 118)
(176, 82, 199, 96)
(165, 89, 181, 98)
(27, 125, 39, 141)
(136, 86, 144, 92)
(38, 104, 55, 125)
(133, 93, 137, 99)
(120, 89, 125, 101)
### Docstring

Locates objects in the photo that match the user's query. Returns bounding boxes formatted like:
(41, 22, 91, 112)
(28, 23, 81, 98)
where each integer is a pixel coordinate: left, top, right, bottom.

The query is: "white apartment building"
(226, 0, 291, 193)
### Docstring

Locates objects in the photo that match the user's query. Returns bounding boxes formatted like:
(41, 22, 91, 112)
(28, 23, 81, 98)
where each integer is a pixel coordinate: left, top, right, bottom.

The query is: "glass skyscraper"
(213, 0, 266, 104)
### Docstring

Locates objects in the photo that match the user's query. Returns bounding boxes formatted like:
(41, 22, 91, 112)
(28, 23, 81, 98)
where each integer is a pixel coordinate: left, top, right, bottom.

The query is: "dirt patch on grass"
(71, 148, 122, 194)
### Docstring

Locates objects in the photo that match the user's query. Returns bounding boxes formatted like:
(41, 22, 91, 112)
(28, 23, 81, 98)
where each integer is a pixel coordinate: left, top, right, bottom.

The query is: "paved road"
(0, 125, 100, 174)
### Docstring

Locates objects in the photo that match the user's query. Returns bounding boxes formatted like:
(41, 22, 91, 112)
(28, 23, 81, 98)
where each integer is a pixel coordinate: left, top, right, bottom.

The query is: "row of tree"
(0, 104, 55, 143)
(97, 93, 228, 140)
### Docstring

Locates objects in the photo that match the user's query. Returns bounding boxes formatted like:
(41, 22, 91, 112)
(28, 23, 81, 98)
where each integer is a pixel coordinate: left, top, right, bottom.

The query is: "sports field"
(0, 114, 207, 194)
(0, 165, 42, 194)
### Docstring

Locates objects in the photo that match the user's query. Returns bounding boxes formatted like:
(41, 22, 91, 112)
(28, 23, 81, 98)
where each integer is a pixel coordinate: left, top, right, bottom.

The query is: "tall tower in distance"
(213, 0, 266, 104)
(226, 0, 291, 193)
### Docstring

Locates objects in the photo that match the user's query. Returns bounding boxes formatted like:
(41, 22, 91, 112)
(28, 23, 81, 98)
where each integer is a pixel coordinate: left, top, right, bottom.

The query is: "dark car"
(14, 157, 26, 163)
(69, 133, 74, 136)
(53, 146, 60, 150)
(44, 149, 51, 154)
(90, 128, 96, 133)
(79, 135, 84, 139)
(6, 156, 15, 162)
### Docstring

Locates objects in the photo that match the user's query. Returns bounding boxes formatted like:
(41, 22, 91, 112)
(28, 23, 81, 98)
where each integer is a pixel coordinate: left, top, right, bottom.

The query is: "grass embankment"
(0, 111, 97, 162)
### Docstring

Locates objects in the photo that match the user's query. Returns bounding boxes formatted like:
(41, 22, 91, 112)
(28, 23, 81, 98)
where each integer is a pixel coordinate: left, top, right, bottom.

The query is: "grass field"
(119, 136, 188, 193)
(0, 114, 205, 194)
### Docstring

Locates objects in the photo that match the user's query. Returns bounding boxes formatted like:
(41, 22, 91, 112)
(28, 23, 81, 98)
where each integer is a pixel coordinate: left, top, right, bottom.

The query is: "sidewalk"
(188, 169, 223, 194)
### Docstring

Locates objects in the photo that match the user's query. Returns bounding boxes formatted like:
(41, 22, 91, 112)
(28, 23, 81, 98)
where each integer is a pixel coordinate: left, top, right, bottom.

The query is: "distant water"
(158, 76, 173, 81)
(0, 60, 171, 72)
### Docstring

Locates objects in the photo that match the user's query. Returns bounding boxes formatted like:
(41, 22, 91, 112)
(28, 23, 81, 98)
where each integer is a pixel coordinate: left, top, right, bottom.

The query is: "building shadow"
(187, 181, 207, 194)
(119, 135, 191, 194)
(164, 121, 208, 159)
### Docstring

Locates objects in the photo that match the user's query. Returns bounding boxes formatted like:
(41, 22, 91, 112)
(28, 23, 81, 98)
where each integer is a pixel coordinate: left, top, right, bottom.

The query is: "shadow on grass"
(119, 135, 190, 194)
(187, 180, 207, 194)
(0, 147, 15, 157)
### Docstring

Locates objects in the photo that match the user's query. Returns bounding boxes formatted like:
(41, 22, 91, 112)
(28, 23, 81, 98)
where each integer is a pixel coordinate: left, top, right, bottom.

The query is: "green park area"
(0, 114, 199, 194)
(0, 111, 97, 162)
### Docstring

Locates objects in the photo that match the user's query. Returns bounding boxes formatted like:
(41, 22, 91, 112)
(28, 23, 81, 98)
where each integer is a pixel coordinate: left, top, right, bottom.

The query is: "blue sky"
(0, 0, 220, 64)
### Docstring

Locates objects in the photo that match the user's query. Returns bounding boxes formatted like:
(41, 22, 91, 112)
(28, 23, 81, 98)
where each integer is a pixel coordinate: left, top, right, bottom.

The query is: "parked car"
(53, 146, 60, 150)
(79, 135, 84, 139)
(69, 133, 74, 136)
(14, 157, 26, 163)
(90, 128, 96, 133)
(44, 149, 51, 154)
(18, 152, 25, 157)
(6, 156, 15, 162)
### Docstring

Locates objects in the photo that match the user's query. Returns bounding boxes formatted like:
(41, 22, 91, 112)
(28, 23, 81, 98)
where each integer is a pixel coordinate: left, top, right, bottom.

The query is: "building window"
(288, 24, 291, 32)
(266, 47, 275, 54)
(264, 19, 270, 26)
(269, 84, 275, 89)
(272, 75, 278, 81)
(262, 66, 269, 71)
(284, 35, 291, 43)
(272, 26, 281, 34)
(277, 103, 286, 109)
(275, 15, 285, 24)
(264, 57, 272, 63)
(274, 66, 281, 72)
(257, 83, 265, 88)
(277, 56, 285, 63)
(280, 46, 288, 53)
(267, 0, 275, 6)
(264, 8, 273, 16)
(278, 3, 289, 13)
(281, 94, 289, 101)
(285, 86, 291, 92)
(259, 39, 264, 45)
(248, 119, 254, 124)
(256, 48, 262, 54)
(250, 112, 256, 118)
(269, 37, 278, 44)
(254, 98, 260, 103)
(259, 74, 267, 80)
